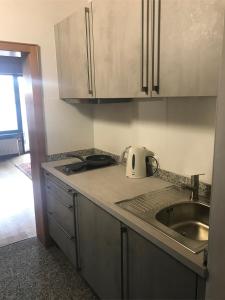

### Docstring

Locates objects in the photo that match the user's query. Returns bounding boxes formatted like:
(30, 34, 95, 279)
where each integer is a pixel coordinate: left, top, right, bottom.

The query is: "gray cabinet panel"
(77, 194, 122, 299)
(157, 0, 224, 97)
(126, 228, 197, 300)
(46, 189, 75, 237)
(48, 214, 77, 267)
(197, 276, 206, 300)
(45, 172, 77, 267)
(45, 177, 74, 208)
(92, 0, 152, 98)
(55, 0, 95, 99)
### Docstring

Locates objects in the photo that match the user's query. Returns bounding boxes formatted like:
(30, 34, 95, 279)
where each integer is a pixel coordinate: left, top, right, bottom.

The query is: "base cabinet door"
(125, 228, 198, 300)
(77, 194, 122, 299)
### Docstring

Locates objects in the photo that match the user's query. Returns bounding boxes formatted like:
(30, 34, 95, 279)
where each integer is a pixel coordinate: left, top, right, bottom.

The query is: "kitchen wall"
(0, 0, 94, 155)
(93, 97, 216, 184)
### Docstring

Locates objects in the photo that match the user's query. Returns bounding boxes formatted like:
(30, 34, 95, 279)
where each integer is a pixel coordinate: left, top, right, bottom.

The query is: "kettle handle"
(146, 155, 159, 176)
(120, 146, 131, 164)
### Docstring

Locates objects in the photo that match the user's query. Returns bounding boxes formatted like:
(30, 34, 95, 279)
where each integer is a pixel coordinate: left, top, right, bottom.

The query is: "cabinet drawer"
(45, 172, 70, 189)
(48, 214, 77, 267)
(45, 175, 74, 208)
(46, 190, 75, 237)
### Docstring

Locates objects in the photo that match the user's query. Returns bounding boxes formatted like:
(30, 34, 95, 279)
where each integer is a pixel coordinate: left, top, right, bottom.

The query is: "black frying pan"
(86, 155, 116, 167)
(66, 154, 116, 168)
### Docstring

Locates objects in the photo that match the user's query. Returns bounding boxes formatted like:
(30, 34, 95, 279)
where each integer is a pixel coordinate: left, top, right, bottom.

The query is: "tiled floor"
(0, 237, 96, 300)
(0, 154, 36, 247)
(10, 153, 31, 165)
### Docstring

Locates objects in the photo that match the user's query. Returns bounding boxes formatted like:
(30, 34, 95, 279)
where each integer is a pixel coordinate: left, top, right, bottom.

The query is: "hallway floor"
(0, 154, 36, 247)
(0, 237, 96, 299)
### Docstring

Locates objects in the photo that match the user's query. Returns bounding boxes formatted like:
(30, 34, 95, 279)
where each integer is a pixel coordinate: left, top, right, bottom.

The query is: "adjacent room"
(0, 52, 36, 247)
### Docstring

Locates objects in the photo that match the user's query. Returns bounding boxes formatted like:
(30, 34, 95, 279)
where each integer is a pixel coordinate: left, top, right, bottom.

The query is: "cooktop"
(55, 155, 117, 175)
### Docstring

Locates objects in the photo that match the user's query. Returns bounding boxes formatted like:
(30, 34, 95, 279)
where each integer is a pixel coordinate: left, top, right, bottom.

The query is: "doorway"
(0, 67, 35, 246)
(0, 41, 47, 246)
(0, 74, 30, 154)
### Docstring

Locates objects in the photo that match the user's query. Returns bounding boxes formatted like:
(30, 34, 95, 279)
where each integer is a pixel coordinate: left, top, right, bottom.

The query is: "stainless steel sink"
(116, 186, 210, 253)
(156, 202, 209, 241)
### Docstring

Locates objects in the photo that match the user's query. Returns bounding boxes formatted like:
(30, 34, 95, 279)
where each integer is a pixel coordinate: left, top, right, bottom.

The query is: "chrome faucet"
(184, 174, 204, 201)
(190, 175, 200, 201)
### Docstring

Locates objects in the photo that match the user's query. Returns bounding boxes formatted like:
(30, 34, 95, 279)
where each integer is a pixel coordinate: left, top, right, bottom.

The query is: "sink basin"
(116, 186, 210, 253)
(156, 202, 209, 241)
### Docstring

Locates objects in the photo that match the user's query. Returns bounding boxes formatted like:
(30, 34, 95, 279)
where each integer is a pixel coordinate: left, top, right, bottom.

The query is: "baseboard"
(0, 154, 19, 161)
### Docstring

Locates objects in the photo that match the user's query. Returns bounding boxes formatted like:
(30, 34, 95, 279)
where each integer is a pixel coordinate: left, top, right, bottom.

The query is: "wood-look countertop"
(42, 158, 207, 278)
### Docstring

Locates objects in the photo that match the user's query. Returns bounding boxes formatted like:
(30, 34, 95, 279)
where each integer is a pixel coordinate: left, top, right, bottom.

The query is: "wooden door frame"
(0, 41, 48, 246)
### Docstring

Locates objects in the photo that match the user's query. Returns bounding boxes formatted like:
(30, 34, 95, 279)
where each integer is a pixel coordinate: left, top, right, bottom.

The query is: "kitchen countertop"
(42, 158, 207, 278)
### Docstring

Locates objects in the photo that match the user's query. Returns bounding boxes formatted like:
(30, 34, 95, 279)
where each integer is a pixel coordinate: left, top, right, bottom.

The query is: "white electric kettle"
(121, 146, 159, 179)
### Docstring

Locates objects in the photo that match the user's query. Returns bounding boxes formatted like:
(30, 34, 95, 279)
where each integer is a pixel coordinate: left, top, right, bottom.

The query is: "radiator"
(0, 138, 20, 156)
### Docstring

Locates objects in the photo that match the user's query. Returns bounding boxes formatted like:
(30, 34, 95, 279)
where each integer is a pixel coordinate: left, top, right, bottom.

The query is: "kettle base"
(126, 175, 146, 179)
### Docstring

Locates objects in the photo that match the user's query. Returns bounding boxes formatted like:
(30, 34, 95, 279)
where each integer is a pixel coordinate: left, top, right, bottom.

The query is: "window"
(0, 75, 21, 133)
(0, 50, 21, 57)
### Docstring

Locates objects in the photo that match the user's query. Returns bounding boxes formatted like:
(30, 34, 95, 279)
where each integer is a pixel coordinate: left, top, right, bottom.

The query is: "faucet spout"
(182, 174, 204, 201)
(190, 175, 200, 201)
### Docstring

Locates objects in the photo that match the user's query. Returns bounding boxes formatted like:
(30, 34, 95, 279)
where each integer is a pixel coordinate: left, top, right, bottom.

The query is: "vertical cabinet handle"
(85, 7, 94, 96)
(152, 0, 161, 94)
(74, 194, 81, 271)
(141, 0, 150, 94)
(121, 225, 128, 300)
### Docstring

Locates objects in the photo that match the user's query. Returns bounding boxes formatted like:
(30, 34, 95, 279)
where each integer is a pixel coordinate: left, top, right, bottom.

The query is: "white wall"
(0, 0, 94, 155)
(93, 97, 216, 184)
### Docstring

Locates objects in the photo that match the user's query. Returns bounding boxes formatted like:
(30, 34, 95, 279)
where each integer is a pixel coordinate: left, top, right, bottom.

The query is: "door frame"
(0, 41, 48, 246)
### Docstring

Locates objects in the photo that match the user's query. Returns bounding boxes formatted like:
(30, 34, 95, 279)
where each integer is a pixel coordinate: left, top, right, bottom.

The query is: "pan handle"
(120, 146, 131, 164)
(65, 154, 85, 161)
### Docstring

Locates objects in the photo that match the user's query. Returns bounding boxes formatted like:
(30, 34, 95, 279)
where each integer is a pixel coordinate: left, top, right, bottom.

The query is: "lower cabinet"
(77, 194, 205, 300)
(45, 173, 78, 268)
(44, 172, 205, 300)
(77, 193, 122, 299)
(123, 227, 199, 300)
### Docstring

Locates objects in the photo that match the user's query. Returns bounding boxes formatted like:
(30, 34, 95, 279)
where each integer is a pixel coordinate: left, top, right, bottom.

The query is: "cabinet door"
(55, 0, 95, 99)
(155, 0, 224, 97)
(77, 194, 122, 299)
(92, 0, 152, 98)
(126, 228, 197, 300)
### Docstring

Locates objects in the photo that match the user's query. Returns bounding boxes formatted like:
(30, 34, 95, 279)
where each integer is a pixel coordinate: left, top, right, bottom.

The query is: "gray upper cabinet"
(92, 0, 152, 98)
(55, 0, 152, 100)
(55, 0, 95, 99)
(55, 0, 224, 100)
(154, 0, 224, 97)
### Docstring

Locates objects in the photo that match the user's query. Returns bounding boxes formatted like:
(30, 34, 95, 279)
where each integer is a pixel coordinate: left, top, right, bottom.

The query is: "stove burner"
(55, 155, 116, 175)
(63, 162, 86, 173)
